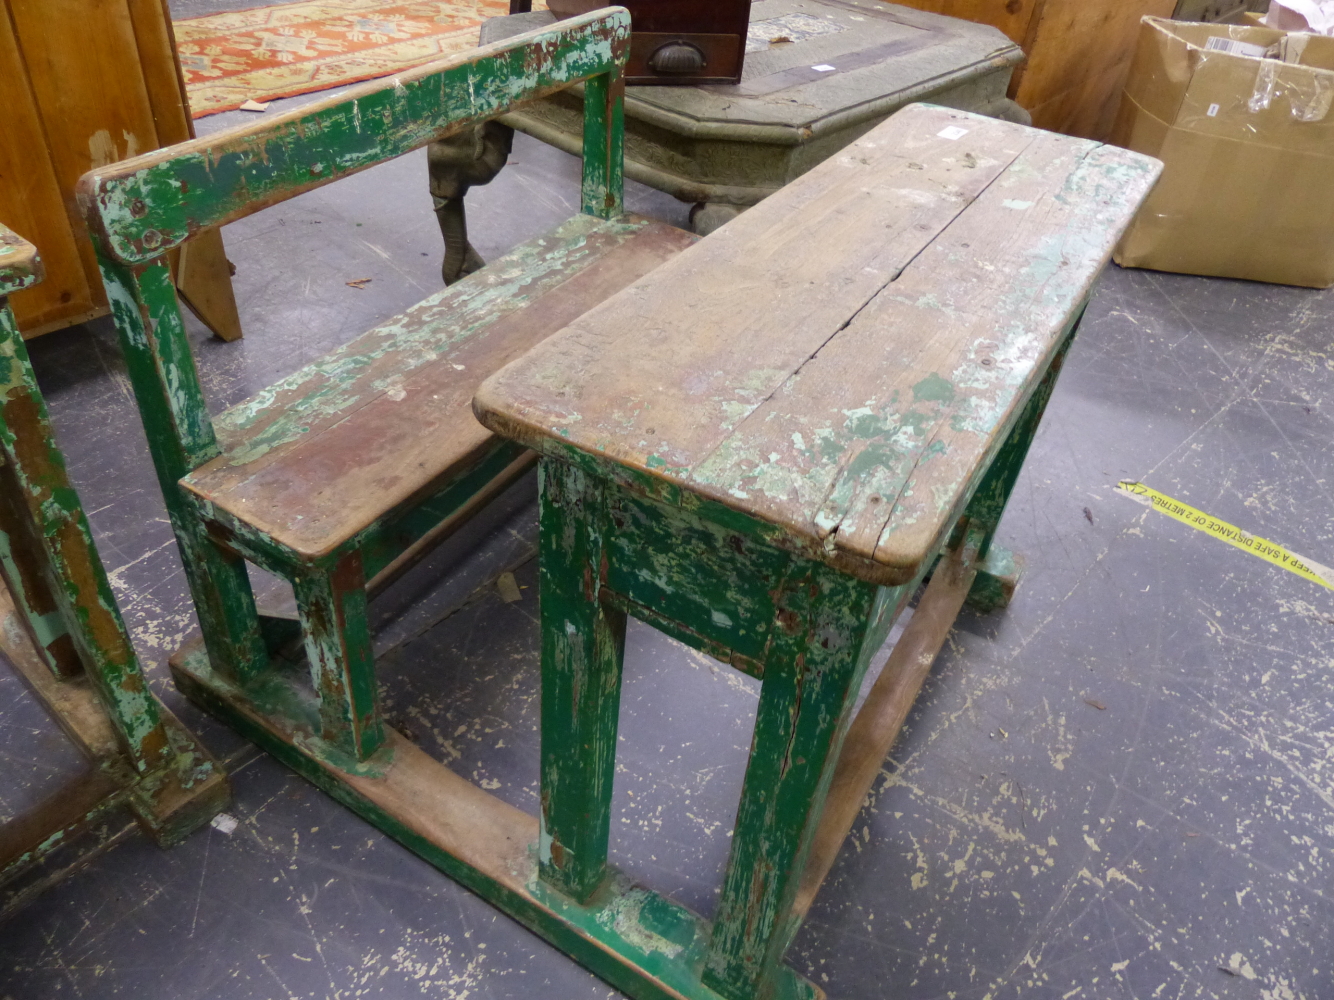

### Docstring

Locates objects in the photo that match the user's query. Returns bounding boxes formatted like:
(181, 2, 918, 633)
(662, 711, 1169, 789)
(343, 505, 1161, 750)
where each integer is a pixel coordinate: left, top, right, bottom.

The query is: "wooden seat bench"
(472, 104, 1162, 998)
(186, 213, 691, 573)
(77, 12, 694, 764)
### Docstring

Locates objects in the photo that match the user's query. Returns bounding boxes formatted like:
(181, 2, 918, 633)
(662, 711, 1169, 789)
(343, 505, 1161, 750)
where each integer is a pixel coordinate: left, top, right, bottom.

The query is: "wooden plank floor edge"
(0, 769, 126, 877)
(0, 584, 131, 879)
(792, 539, 979, 919)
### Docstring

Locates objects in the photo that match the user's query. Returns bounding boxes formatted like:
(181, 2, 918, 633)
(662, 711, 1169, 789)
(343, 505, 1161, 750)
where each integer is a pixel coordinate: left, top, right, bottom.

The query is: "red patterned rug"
(175, 0, 518, 117)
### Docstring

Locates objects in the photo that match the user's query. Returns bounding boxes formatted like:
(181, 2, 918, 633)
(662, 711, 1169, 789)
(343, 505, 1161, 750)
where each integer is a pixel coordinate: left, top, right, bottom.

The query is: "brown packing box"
(1112, 17, 1334, 288)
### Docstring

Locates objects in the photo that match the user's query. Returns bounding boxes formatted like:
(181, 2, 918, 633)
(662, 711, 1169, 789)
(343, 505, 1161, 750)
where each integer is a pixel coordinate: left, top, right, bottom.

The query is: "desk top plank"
(475, 105, 1161, 585)
(697, 129, 1152, 572)
(867, 136, 1154, 569)
(478, 108, 1031, 473)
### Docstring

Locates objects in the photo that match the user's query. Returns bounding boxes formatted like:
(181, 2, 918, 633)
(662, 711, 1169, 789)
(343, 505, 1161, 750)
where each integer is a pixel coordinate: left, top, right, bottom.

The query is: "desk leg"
(704, 565, 880, 1000)
(964, 313, 1081, 611)
(537, 460, 627, 903)
(295, 552, 384, 762)
(0, 474, 80, 678)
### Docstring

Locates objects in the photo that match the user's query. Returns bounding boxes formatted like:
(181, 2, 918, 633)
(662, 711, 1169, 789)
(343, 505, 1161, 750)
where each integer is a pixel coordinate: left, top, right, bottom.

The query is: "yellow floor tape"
(1118, 481, 1334, 591)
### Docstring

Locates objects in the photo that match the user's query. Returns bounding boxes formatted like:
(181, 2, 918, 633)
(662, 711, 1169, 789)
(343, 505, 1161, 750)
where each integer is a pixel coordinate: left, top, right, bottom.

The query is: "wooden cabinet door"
(872, 0, 1178, 140)
(0, 6, 100, 333)
(1, 0, 241, 340)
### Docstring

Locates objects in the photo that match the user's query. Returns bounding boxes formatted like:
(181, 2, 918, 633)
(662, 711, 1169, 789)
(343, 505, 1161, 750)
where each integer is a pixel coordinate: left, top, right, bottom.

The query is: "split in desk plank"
(476, 104, 1161, 586)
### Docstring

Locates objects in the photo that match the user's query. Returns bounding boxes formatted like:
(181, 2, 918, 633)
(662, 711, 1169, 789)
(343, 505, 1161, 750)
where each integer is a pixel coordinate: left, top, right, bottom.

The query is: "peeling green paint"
(78, 11, 632, 266)
(534, 453, 921, 998)
(912, 372, 955, 403)
(81, 11, 635, 769)
(596, 886, 686, 960)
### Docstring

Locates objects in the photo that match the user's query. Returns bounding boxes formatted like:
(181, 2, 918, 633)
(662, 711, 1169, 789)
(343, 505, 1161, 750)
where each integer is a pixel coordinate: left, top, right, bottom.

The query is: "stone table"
(498, 0, 1027, 232)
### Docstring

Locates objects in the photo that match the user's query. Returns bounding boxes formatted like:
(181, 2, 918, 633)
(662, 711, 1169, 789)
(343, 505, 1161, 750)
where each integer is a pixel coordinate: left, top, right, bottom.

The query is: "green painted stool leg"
(0, 470, 80, 678)
(294, 552, 384, 761)
(536, 459, 627, 902)
(965, 545, 1024, 614)
(96, 252, 268, 682)
(0, 298, 173, 773)
(704, 566, 882, 1000)
(0, 276, 77, 682)
(963, 309, 1083, 611)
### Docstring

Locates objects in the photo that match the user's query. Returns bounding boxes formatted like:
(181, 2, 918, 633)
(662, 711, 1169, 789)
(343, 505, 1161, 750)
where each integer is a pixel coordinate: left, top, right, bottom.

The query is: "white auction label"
(937, 125, 969, 140)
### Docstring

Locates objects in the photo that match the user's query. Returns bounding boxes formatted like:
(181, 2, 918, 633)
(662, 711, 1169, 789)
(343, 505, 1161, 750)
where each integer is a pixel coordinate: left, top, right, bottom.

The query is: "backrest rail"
(78, 9, 631, 266)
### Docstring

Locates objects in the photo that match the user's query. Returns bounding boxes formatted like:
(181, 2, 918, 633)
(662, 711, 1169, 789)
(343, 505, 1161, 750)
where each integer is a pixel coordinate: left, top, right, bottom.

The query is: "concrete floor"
(1, 10, 1333, 1000)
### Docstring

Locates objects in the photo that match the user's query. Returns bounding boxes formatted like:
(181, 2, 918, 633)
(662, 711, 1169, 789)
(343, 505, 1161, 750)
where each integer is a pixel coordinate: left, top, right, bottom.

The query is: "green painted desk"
(475, 104, 1160, 998)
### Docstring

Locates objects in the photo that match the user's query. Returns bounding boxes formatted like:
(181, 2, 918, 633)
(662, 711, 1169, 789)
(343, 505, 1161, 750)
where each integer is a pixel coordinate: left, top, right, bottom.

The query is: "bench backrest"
(79, 10, 630, 265)
(72, 10, 631, 496)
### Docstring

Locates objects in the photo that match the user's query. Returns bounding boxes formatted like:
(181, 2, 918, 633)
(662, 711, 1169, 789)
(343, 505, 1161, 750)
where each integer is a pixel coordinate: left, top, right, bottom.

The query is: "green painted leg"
(967, 544, 1024, 612)
(171, 632, 822, 1000)
(580, 68, 625, 219)
(0, 474, 79, 678)
(0, 234, 227, 853)
(704, 566, 880, 999)
(0, 300, 78, 679)
(96, 254, 268, 688)
(537, 459, 627, 902)
(0, 300, 173, 772)
(97, 253, 268, 683)
(294, 552, 384, 762)
(177, 526, 270, 683)
(961, 306, 1082, 613)
(127, 710, 231, 847)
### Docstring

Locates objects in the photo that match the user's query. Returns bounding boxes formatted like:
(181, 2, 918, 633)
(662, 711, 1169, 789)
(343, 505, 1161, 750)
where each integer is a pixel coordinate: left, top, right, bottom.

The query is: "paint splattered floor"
(1, 20, 1332, 1000)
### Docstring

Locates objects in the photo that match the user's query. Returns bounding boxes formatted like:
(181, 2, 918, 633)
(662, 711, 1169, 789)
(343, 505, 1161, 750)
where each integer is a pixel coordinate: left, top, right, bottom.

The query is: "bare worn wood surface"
(0, 587, 120, 763)
(0, 768, 123, 876)
(475, 104, 1160, 585)
(184, 215, 695, 560)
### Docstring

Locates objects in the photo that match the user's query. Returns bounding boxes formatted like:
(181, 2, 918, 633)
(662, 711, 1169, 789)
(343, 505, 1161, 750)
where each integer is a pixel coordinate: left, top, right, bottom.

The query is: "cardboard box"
(1111, 18, 1334, 287)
